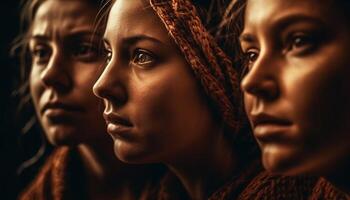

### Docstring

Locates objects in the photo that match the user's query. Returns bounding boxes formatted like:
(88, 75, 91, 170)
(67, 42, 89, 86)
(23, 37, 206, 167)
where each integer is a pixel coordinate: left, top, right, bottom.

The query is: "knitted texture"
(156, 159, 262, 200)
(238, 172, 318, 200)
(150, 0, 242, 135)
(18, 147, 86, 200)
(308, 178, 350, 200)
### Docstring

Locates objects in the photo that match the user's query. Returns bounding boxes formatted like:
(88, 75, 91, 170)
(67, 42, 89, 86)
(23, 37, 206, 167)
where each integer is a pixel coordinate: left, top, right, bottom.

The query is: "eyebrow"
(271, 14, 326, 32)
(103, 34, 167, 47)
(30, 30, 103, 42)
(239, 14, 325, 44)
(239, 33, 256, 44)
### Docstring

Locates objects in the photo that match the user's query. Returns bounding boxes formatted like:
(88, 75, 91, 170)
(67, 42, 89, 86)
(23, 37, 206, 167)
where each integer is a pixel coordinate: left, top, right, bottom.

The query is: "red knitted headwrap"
(150, 0, 242, 134)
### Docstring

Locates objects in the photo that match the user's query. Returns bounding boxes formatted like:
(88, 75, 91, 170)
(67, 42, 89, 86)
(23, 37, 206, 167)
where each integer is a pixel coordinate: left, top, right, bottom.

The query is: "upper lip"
(103, 112, 133, 127)
(41, 102, 84, 114)
(251, 113, 291, 128)
(250, 113, 293, 144)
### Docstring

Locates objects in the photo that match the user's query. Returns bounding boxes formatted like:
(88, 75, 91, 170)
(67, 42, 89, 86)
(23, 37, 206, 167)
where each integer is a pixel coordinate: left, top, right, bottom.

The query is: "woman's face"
(241, 0, 350, 175)
(93, 0, 220, 164)
(29, 0, 107, 146)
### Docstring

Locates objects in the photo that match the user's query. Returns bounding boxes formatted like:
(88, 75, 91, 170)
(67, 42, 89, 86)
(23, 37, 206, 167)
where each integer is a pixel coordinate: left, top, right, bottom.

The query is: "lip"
(250, 113, 292, 144)
(103, 112, 133, 140)
(41, 102, 84, 115)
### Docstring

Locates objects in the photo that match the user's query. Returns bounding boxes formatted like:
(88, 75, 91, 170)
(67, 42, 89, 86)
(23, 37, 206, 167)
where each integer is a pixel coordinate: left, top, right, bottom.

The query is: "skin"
(29, 0, 152, 199)
(93, 0, 237, 198)
(29, 0, 106, 146)
(241, 0, 350, 193)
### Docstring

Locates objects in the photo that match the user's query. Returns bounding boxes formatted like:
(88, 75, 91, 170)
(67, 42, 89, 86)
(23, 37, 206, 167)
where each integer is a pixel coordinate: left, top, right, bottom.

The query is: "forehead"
(31, 0, 98, 36)
(244, 0, 332, 29)
(104, 0, 171, 44)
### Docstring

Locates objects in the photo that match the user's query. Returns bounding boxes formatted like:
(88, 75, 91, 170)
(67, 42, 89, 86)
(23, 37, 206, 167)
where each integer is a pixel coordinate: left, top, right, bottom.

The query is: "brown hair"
(12, 0, 108, 175)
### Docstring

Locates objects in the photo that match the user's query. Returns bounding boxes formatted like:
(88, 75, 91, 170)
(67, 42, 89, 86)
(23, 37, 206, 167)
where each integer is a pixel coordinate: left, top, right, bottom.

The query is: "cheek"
(130, 76, 180, 131)
(243, 94, 254, 120)
(287, 50, 350, 145)
(73, 65, 104, 102)
(29, 68, 43, 112)
(129, 67, 209, 143)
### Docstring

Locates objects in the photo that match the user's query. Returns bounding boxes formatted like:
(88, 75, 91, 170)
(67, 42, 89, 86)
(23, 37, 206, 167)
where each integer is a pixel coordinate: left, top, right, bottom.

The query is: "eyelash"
(131, 49, 157, 68)
(103, 48, 158, 69)
(242, 32, 318, 70)
(30, 44, 51, 64)
(72, 43, 100, 61)
(104, 48, 112, 65)
(285, 32, 317, 55)
(30, 42, 102, 65)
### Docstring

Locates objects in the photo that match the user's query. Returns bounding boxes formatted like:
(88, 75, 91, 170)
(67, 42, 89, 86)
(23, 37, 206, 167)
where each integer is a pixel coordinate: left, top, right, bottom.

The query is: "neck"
(77, 141, 154, 200)
(167, 135, 238, 200)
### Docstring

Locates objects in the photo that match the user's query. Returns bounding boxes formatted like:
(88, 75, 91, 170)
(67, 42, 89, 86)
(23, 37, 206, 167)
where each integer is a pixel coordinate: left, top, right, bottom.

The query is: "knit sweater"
(18, 147, 87, 200)
(18, 147, 163, 200)
(156, 159, 318, 200)
(308, 178, 350, 200)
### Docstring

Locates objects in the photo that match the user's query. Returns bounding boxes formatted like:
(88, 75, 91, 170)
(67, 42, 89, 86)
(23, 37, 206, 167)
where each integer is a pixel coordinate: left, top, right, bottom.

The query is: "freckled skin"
(241, 0, 350, 176)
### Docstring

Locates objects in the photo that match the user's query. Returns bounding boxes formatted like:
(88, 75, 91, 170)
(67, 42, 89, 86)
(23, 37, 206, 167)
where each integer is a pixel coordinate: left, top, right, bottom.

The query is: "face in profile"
(241, 0, 350, 175)
(93, 0, 221, 164)
(29, 0, 106, 146)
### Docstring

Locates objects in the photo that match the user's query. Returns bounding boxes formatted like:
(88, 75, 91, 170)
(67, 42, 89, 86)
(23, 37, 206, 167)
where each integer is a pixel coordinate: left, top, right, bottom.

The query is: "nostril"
(92, 80, 128, 107)
(254, 81, 279, 101)
(242, 76, 279, 101)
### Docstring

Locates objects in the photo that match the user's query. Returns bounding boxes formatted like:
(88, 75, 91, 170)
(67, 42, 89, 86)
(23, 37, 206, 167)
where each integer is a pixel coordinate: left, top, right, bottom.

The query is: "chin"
(261, 144, 306, 175)
(113, 140, 159, 164)
(45, 126, 82, 146)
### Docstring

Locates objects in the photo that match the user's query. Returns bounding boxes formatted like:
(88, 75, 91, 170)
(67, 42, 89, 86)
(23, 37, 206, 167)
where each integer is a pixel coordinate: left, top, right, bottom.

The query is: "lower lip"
(45, 108, 77, 115)
(106, 123, 132, 140)
(44, 108, 80, 119)
(254, 124, 290, 138)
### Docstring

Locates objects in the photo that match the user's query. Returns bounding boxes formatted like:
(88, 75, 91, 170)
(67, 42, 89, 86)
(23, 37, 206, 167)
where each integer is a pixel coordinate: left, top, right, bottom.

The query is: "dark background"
(1, 1, 21, 199)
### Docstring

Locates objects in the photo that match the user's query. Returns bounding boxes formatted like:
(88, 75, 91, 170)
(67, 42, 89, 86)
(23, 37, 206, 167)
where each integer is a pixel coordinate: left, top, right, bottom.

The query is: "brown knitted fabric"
(238, 172, 318, 200)
(308, 178, 350, 200)
(149, 1, 318, 200)
(208, 159, 263, 200)
(156, 160, 262, 200)
(18, 147, 87, 200)
(150, 0, 242, 134)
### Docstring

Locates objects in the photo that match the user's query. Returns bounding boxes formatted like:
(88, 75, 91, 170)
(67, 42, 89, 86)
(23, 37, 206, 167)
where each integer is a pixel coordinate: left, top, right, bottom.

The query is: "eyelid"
(131, 48, 157, 68)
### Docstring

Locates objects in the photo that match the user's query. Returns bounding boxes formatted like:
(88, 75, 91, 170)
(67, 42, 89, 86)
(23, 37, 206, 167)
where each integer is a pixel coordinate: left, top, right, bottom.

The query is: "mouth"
(103, 112, 133, 140)
(41, 102, 84, 114)
(251, 113, 292, 144)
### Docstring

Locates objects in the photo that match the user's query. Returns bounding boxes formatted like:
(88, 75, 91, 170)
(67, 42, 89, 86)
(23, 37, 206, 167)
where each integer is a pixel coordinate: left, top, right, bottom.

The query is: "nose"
(40, 50, 71, 93)
(93, 59, 128, 107)
(241, 53, 279, 101)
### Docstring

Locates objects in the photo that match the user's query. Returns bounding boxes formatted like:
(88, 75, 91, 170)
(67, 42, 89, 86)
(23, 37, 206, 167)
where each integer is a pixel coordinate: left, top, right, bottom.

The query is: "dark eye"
(243, 49, 259, 70)
(132, 49, 156, 67)
(105, 48, 112, 65)
(287, 33, 317, 55)
(72, 43, 99, 61)
(31, 45, 51, 64)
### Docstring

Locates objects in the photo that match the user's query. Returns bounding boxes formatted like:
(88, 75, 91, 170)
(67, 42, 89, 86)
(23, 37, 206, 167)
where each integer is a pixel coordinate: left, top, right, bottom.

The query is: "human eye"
(131, 49, 157, 68)
(72, 42, 100, 61)
(242, 48, 259, 71)
(30, 44, 51, 64)
(104, 47, 112, 65)
(285, 32, 317, 55)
